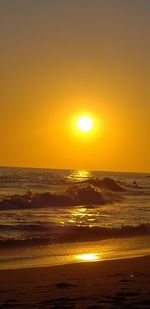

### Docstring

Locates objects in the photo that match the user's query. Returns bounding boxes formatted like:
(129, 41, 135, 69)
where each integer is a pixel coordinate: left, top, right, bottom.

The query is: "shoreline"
(1, 254, 150, 273)
(0, 235, 150, 271)
(0, 255, 150, 308)
(0, 250, 150, 271)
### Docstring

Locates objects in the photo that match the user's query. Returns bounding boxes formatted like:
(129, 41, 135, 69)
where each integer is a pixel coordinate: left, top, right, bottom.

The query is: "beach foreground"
(0, 255, 150, 308)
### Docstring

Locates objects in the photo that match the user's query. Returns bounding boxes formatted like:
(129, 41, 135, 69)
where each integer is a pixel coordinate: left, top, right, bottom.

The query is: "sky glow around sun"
(0, 1, 149, 172)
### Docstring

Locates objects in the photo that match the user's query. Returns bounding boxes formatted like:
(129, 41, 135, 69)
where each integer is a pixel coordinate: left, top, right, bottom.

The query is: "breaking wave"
(0, 177, 125, 210)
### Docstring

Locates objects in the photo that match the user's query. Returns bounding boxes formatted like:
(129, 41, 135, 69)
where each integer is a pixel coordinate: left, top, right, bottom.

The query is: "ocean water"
(0, 167, 150, 269)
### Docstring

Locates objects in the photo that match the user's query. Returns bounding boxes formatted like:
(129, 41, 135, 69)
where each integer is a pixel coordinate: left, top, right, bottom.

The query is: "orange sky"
(0, 1, 150, 172)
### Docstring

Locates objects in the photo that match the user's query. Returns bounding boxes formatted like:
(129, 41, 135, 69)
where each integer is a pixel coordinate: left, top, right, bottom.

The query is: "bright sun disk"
(77, 116, 93, 132)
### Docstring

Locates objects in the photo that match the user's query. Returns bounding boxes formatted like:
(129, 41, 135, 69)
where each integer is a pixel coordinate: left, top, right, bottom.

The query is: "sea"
(0, 167, 150, 270)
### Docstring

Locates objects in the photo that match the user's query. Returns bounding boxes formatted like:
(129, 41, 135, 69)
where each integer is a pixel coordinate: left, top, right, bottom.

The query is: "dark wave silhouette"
(81, 177, 126, 191)
(0, 177, 125, 210)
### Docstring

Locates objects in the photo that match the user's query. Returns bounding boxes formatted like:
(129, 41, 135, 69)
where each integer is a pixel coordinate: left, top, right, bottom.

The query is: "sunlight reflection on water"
(68, 170, 91, 182)
(69, 207, 95, 226)
(75, 253, 101, 262)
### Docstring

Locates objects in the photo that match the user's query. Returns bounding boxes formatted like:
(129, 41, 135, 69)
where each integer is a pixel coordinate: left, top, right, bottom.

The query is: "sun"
(77, 115, 93, 132)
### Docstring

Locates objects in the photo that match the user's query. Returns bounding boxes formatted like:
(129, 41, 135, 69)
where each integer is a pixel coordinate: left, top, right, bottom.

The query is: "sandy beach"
(0, 255, 150, 308)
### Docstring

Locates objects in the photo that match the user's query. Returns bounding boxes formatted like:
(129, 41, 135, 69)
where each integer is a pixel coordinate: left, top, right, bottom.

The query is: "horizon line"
(0, 165, 149, 175)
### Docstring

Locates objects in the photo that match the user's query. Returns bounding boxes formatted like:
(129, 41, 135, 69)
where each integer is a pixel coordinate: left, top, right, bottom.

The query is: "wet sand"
(0, 255, 150, 308)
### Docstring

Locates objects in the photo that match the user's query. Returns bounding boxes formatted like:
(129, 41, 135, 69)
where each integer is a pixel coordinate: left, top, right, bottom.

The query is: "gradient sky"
(0, 0, 150, 172)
